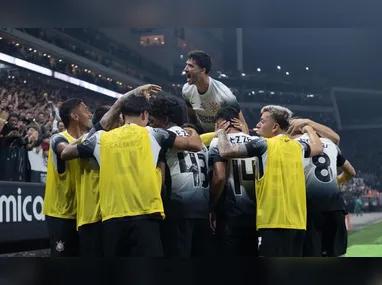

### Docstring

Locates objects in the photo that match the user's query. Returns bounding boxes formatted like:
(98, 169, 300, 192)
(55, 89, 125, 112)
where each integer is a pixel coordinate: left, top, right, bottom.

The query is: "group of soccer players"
(43, 50, 356, 257)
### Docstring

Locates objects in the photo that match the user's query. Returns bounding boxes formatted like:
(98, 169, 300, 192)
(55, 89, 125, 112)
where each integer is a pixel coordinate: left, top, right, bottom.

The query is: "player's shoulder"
(168, 125, 188, 137)
(295, 133, 309, 142)
(320, 137, 335, 146)
(182, 83, 195, 97)
(50, 132, 67, 144)
(210, 77, 234, 96)
(168, 125, 183, 133)
(146, 126, 172, 138)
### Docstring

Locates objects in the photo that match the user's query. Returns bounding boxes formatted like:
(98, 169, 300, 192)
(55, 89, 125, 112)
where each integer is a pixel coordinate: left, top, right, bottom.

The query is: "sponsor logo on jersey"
(208, 102, 220, 113)
(198, 115, 215, 124)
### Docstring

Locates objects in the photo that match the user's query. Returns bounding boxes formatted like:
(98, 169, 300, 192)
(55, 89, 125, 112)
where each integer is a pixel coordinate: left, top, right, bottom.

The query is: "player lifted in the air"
(182, 50, 248, 134)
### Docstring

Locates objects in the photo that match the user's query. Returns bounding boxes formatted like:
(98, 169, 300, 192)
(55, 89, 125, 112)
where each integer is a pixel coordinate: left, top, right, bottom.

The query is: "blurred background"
(0, 28, 381, 257)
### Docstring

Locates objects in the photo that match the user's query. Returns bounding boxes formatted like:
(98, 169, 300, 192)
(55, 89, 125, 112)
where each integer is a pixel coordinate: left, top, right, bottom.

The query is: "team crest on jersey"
(56, 241, 65, 252)
(208, 102, 220, 113)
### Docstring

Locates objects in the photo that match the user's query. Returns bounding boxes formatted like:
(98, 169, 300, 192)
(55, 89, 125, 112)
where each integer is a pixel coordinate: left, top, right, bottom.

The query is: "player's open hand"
(214, 120, 231, 138)
(232, 118, 249, 134)
(288, 118, 309, 136)
(135, 84, 162, 99)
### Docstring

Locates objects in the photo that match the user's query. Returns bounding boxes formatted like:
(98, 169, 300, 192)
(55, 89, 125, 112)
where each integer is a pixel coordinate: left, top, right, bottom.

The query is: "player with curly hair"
(150, 94, 212, 257)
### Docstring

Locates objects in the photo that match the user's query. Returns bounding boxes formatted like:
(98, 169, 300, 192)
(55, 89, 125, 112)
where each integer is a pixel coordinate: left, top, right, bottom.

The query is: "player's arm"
(306, 119, 340, 145)
(217, 129, 267, 159)
(209, 143, 227, 209)
(290, 118, 340, 145)
(151, 127, 203, 152)
(100, 84, 162, 131)
(301, 125, 323, 157)
(51, 134, 70, 157)
(61, 133, 98, 160)
(336, 147, 356, 185)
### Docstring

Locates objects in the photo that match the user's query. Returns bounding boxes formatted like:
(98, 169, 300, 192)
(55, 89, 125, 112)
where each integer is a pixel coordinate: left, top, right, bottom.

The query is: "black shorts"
(78, 221, 103, 257)
(258, 229, 306, 257)
(304, 210, 347, 257)
(161, 218, 213, 257)
(46, 216, 79, 257)
(215, 216, 258, 257)
(102, 216, 163, 257)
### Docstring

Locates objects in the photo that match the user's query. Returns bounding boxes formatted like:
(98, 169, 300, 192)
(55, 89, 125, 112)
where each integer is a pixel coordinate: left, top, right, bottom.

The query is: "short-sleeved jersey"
(163, 126, 209, 219)
(77, 124, 176, 167)
(182, 77, 240, 133)
(209, 132, 257, 220)
(296, 134, 347, 212)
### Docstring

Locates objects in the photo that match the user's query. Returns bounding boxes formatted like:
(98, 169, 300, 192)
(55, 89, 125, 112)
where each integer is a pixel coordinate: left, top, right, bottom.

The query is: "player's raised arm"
(100, 84, 162, 131)
(290, 118, 340, 145)
(301, 125, 323, 157)
(216, 120, 267, 159)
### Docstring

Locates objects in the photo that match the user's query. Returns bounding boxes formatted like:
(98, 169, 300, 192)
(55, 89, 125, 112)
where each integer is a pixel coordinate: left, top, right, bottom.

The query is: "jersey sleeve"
(298, 140, 312, 158)
(51, 134, 69, 155)
(208, 138, 226, 167)
(77, 132, 99, 159)
(148, 127, 177, 149)
(244, 137, 268, 157)
(336, 145, 347, 167)
(182, 84, 192, 106)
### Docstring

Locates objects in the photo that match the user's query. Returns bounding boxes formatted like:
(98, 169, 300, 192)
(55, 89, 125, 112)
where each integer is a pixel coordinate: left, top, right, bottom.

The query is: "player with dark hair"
(216, 105, 323, 257)
(182, 50, 248, 134)
(91, 105, 112, 127)
(43, 98, 92, 257)
(61, 105, 119, 257)
(149, 95, 186, 127)
(209, 107, 258, 257)
(150, 95, 211, 257)
(61, 85, 204, 257)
